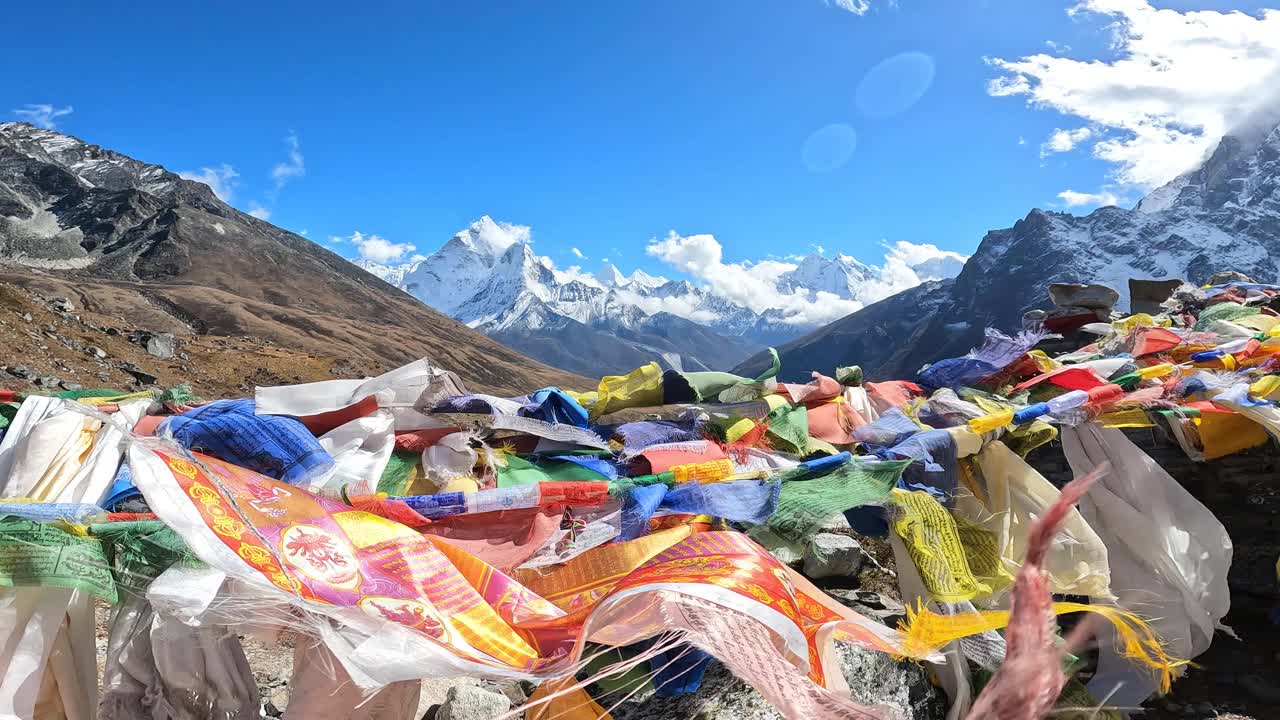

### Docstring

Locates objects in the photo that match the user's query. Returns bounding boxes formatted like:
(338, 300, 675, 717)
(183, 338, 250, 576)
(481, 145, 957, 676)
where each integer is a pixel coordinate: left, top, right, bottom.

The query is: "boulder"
(120, 363, 158, 385)
(1047, 283, 1119, 311)
(1205, 271, 1254, 286)
(802, 532, 864, 579)
(145, 332, 177, 359)
(436, 686, 510, 720)
(818, 512, 852, 532)
(1128, 278, 1185, 315)
(50, 297, 74, 313)
(822, 588, 906, 623)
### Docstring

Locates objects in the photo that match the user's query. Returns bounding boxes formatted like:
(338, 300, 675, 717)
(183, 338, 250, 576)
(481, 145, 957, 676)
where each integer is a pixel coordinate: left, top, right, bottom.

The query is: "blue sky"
(6, 0, 1280, 279)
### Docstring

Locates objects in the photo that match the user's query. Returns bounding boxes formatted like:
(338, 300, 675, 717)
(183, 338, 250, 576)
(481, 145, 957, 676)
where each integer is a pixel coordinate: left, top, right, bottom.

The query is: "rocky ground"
(0, 281, 391, 398)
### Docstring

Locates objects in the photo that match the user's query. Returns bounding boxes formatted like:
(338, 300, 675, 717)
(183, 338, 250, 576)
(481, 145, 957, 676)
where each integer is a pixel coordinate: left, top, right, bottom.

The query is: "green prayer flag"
(90, 520, 196, 596)
(580, 645, 656, 697)
(0, 517, 116, 602)
(765, 402, 809, 455)
(1193, 301, 1258, 331)
(376, 449, 421, 496)
(497, 455, 611, 488)
(757, 458, 910, 541)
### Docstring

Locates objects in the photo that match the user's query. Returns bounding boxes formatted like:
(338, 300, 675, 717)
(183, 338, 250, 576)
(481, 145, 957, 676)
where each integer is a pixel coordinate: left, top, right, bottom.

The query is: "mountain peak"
(1137, 117, 1280, 214)
(758, 120, 1280, 384)
(595, 261, 629, 287)
(1, 122, 190, 201)
(452, 215, 523, 257)
(779, 252, 875, 300)
(626, 268, 668, 290)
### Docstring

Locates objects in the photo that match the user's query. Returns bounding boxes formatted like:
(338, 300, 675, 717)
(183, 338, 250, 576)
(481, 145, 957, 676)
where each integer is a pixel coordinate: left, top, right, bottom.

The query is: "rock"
(268, 688, 289, 714)
(818, 513, 851, 532)
(483, 681, 528, 706)
(802, 533, 864, 579)
(263, 699, 284, 718)
(421, 705, 441, 720)
(1047, 283, 1120, 311)
(50, 297, 74, 313)
(145, 332, 177, 359)
(1129, 278, 1186, 314)
(59, 381, 83, 391)
(823, 589, 906, 624)
(610, 644, 945, 720)
(86, 345, 107, 359)
(7, 365, 32, 379)
(120, 363, 158, 385)
(35, 376, 60, 388)
(823, 588, 906, 622)
(179, 352, 190, 361)
(1206, 271, 1253, 285)
(105, 327, 120, 336)
(436, 686, 510, 720)
(21, 313, 31, 323)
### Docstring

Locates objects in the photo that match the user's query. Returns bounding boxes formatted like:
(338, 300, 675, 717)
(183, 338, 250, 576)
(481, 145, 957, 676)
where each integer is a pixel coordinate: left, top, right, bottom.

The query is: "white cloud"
(338, 230, 416, 263)
(550, 264, 604, 288)
(1057, 189, 1121, 208)
(988, 1, 1280, 188)
(179, 164, 240, 203)
(643, 231, 969, 327)
(646, 231, 861, 326)
(13, 104, 73, 129)
(498, 221, 532, 244)
(299, 229, 309, 237)
(1017, 136, 1027, 146)
(271, 132, 305, 190)
(247, 204, 271, 220)
(825, 0, 871, 15)
(883, 240, 968, 269)
(408, 253, 428, 264)
(812, 244, 826, 255)
(616, 288, 722, 324)
(1044, 40, 1072, 53)
(1040, 127, 1093, 157)
(571, 247, 586, 259)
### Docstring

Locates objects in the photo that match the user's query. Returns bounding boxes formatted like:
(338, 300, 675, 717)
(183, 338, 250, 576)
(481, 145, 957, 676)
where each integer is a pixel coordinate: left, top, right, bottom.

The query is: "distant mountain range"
(734, 117, 1280, 382)
(18, 116, 1268, 391)
(356, 216, 966, 375)
(0, 122, 584, 394)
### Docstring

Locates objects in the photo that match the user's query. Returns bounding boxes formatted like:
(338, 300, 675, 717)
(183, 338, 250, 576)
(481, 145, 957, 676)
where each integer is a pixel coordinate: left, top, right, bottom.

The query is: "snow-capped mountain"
(776, 254, 877, 298)
(0, 122, 580, 393)
(735, 118, 1280, 382)
(398, 216, 521, 316)
(353, 259, 414, 287)
(353, 215, 969, 375)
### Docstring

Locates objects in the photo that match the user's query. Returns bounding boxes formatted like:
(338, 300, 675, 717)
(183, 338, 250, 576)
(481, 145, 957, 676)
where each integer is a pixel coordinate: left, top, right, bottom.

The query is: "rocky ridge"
(735, 119, 1280, 382)
(0, 122, 585, 394)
